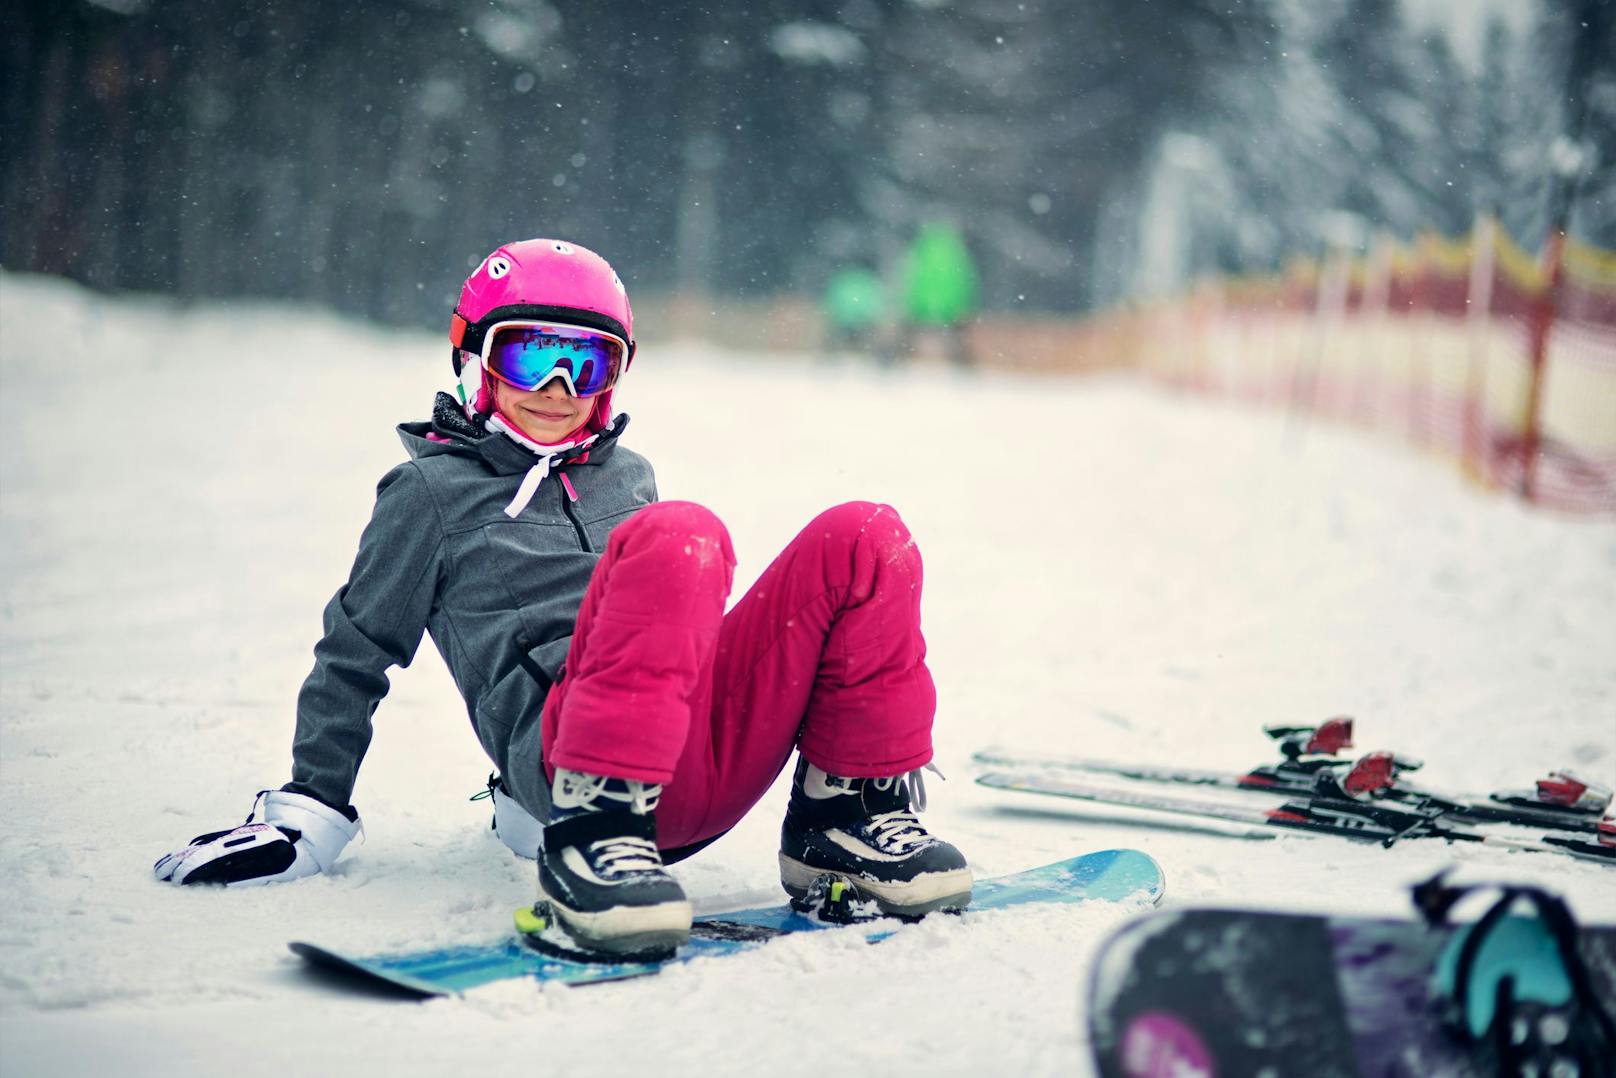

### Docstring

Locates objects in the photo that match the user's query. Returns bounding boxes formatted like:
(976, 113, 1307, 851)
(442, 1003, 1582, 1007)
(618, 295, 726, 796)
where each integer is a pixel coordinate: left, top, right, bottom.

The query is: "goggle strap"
(463, 306, 629, 356)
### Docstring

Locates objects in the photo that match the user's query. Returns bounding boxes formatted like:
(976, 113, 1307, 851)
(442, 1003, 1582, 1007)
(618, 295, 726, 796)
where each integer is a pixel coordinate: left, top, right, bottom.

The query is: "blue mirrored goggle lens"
(486, 327, 622, 397)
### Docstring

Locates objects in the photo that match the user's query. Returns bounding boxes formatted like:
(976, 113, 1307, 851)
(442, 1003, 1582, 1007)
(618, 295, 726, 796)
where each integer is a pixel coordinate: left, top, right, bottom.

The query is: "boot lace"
(587, 835, 664, 877)
(554, 769, 662, 814)
(855, 765, 948, 853)
(864, 809, 935, 854)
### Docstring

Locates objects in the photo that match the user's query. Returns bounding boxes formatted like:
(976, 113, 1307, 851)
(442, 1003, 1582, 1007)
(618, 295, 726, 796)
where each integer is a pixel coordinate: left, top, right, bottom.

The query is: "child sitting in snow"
(154, 239, 972, 956)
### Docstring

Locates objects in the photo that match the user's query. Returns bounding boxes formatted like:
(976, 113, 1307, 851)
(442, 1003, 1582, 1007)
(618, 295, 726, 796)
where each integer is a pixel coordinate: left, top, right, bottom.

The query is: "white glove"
(154, 790, 362, 886)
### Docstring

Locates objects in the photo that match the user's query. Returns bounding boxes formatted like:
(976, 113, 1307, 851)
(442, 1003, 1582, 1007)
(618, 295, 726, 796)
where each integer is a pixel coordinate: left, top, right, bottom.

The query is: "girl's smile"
(495, 376, 592, 443)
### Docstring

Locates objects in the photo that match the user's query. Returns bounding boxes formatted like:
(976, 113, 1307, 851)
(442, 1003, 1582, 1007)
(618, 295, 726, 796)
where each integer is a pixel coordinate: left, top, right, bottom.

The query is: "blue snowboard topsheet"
(290, 848, 1164, 996)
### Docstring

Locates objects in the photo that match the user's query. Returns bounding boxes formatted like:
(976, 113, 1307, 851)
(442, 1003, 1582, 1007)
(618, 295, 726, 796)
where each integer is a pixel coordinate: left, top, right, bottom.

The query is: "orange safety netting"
(1136, 219, 1616, 515)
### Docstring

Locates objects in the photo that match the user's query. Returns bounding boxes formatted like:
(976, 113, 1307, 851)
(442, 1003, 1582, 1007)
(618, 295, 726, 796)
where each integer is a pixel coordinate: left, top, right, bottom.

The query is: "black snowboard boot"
(536, 768, 692, 956)
(779, 757, 972, 916)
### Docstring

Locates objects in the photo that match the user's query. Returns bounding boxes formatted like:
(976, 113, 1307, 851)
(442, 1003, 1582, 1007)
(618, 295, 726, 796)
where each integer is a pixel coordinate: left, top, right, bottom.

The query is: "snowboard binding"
(513, 901, 679, 965)
(788, 873, 890, 925)
(1413, 870, 1616, 1077)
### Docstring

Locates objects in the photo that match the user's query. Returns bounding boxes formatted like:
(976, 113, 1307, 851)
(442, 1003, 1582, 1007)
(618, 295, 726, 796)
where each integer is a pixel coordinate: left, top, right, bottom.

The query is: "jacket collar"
(398, 391, 628, 476)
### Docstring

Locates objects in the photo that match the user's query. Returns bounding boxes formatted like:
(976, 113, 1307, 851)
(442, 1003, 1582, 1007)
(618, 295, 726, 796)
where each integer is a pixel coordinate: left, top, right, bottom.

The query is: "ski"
(974, 717, 1612, 836)
(976, 770, 1616, 865)
(975, 716, 1361, 791)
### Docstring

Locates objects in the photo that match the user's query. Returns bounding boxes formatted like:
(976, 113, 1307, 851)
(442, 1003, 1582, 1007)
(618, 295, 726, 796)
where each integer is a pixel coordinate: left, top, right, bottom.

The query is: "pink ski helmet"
(449, 239, 635, 431)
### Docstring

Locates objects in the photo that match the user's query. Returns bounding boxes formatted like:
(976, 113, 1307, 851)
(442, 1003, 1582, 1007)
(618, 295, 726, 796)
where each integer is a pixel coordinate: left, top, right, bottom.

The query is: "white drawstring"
(503, 455, 555, 518)
(485, 413, 601, 518)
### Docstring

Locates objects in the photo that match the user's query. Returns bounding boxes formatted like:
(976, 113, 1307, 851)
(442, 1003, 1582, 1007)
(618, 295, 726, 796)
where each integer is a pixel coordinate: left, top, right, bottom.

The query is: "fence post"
(1351, 233, 1394, 427)
(1520, 0, 1605, 502)
(1462, 214, 1497, 485)
(1408, 240, 1429, 449)
(1520, 232, 1566, 502)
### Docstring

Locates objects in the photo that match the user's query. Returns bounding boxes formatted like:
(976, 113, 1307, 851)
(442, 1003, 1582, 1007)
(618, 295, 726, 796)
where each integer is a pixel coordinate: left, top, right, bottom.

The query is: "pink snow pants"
(540, 500, 936, 851)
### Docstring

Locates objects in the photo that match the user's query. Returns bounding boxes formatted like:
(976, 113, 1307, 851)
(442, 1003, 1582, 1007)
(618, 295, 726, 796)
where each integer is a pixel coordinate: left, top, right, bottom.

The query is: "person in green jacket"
(903, 222, 979, 367)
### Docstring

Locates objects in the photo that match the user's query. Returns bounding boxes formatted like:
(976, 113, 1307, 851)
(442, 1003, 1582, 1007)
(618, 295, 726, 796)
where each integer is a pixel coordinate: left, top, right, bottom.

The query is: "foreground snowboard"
(1089, 907, 1616, 1078)
(292, 848, 1163, 997)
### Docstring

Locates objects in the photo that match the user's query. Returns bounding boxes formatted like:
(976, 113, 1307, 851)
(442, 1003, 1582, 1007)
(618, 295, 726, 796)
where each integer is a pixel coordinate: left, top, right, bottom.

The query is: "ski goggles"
(479, 320, 626, 397)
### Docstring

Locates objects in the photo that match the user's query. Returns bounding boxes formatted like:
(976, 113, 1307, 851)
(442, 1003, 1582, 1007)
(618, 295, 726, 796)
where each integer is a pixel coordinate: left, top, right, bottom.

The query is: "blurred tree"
(1, 0, 1606, 325)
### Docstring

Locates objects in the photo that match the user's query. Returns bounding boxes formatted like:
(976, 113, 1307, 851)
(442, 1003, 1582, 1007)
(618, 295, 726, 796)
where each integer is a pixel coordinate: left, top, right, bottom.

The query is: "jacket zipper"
(559, 472, 591, 551)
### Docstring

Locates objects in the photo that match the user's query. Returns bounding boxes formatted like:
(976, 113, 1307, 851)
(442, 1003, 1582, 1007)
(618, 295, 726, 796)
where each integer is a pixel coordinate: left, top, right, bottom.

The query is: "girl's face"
(493, 375, 593, 443)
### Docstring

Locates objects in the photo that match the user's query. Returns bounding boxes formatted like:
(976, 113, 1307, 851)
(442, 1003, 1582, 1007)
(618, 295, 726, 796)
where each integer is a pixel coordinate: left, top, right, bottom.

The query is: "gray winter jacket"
(283, 393, 656, 823)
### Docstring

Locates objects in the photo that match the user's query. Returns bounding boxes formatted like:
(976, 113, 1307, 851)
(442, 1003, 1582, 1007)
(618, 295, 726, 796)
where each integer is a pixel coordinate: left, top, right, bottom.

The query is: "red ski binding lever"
(1339, 750, 1426, 797)
(1305, 717, 1355, 756)
(1264, 716, 1355, 761)
(1343, 751, 1397, 796)
(1535, 771, 1613, 813)
(1598, 816, 1615, 850)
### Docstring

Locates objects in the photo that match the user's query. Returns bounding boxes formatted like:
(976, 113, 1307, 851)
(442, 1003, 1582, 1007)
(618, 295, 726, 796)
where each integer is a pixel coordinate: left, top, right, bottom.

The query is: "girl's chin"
(518, 416, 582, 441)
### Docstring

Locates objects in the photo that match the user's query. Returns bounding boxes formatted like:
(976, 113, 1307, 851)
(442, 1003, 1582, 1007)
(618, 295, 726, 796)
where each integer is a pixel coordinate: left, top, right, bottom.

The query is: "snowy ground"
(2, 273, 1612, 1077)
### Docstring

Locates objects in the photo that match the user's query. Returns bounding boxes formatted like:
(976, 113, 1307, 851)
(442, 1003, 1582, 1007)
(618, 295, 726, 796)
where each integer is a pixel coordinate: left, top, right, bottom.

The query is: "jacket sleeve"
(283, 463, 444, 809)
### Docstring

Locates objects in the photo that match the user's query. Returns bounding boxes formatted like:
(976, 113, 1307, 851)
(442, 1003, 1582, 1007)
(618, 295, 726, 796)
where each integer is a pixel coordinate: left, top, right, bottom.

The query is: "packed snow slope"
(2, 274, 1612, 1077)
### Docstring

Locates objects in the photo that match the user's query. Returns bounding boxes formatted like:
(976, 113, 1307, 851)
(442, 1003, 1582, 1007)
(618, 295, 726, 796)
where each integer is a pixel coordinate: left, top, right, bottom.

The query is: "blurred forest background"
(2, 0, 1612, 328)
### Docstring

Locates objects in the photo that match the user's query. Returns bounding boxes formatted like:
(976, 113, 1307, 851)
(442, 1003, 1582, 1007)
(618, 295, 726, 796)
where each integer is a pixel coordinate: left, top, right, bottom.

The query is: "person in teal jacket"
(822, 264, 886, 357)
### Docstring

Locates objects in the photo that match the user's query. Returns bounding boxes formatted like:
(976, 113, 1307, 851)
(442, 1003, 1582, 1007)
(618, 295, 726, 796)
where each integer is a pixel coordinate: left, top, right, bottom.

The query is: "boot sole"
(537, 884, 693, 956)
(779, 854, 973, 917)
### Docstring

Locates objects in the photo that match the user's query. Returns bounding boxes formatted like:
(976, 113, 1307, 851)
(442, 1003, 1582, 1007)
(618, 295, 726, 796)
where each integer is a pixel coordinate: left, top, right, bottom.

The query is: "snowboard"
(291, 848, 1163, 998)
(1088, 907, 1616, 1078)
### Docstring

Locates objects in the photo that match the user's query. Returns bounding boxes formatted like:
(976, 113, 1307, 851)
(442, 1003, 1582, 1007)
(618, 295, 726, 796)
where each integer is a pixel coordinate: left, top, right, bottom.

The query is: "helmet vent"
(487, 256, 511, 279)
